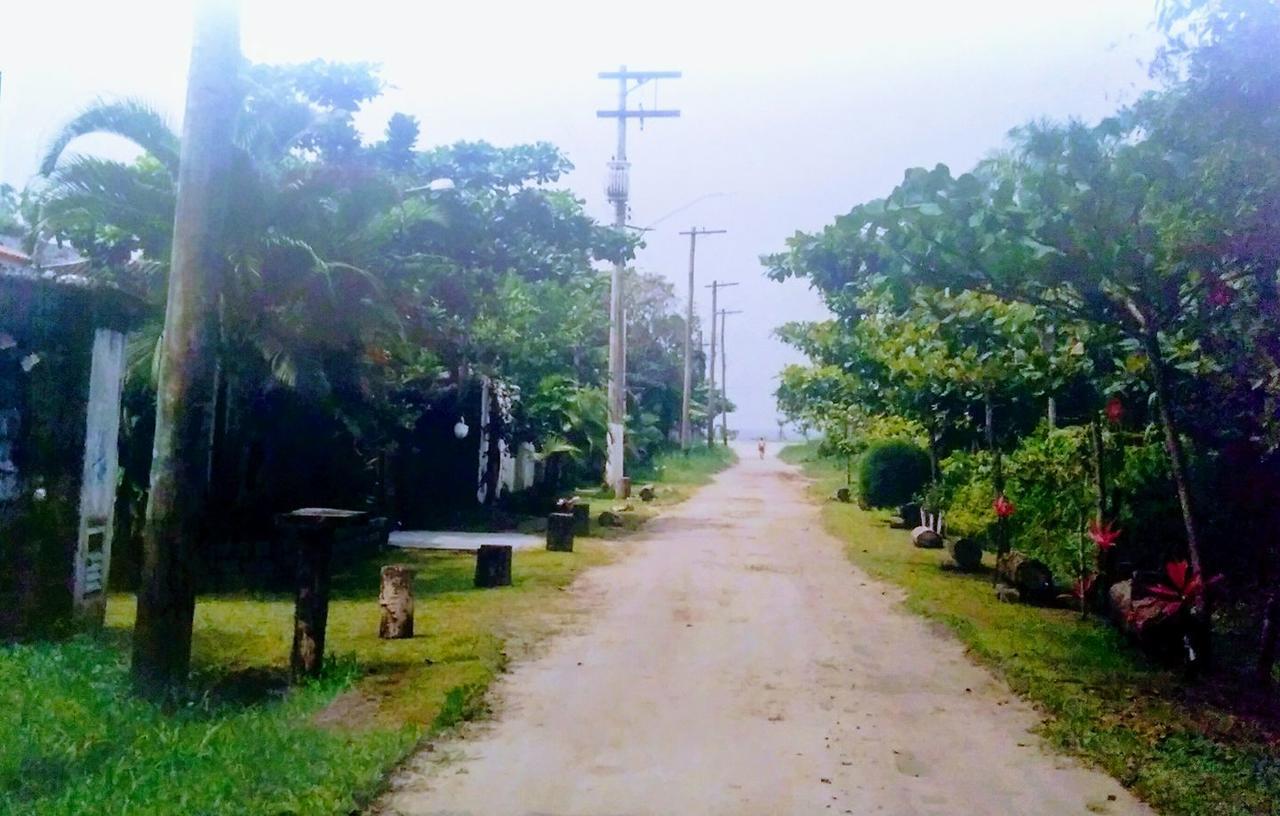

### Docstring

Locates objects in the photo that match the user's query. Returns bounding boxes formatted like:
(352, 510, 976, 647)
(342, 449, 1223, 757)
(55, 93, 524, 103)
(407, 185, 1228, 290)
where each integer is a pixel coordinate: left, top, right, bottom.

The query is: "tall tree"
(132, 1, 243, 695)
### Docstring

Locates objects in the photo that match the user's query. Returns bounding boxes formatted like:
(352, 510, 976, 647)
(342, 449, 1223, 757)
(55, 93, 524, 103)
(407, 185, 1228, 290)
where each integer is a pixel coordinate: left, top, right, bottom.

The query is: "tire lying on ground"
(910, 525, 943, 549)
(996, 551, 1055, 604)
(945, 537, 983, 571)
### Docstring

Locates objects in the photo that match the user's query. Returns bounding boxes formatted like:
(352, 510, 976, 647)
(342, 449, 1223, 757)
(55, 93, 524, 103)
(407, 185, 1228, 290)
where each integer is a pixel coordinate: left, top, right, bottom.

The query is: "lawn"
(1, 447, 734, 816)
(781, 441, 1280, 816)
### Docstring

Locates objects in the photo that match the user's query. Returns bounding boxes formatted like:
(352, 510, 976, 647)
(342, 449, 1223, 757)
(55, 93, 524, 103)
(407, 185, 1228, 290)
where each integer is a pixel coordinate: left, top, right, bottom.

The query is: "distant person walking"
(757, 438, 767, 459)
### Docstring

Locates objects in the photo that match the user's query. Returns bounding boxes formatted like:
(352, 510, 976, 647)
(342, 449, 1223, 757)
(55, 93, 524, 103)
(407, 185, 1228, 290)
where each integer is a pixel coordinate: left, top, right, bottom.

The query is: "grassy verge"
(1, 447, 736, 816)
(782, 441, 1280, 816)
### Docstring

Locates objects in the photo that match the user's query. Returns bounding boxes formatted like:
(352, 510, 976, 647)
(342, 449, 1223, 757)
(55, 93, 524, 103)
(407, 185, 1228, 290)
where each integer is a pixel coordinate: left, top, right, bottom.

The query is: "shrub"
(858, 440, 931, 508)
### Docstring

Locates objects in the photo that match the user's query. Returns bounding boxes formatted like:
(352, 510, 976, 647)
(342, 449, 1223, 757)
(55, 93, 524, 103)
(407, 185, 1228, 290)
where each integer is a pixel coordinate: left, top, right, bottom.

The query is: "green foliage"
(789, 445, 1280, 816)
(857, 439, 930, 508)
(27, 57, 697, 543)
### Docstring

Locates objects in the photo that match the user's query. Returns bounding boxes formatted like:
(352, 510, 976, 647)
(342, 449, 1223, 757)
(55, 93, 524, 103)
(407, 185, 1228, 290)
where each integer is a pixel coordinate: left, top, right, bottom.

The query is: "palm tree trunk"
(132, 1, 242, 697)
(1141, 327, 1212, 670)
(1141, 330, 1205, 579)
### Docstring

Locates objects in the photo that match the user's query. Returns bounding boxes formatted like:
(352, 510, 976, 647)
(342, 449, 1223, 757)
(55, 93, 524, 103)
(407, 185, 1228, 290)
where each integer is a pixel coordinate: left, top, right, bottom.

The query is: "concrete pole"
(605, 70, 628, 495)
(678, 227, 724, 451)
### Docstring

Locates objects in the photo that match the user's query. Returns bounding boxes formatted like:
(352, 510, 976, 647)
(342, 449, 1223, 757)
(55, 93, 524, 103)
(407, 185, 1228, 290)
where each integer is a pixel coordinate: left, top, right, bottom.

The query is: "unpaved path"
(376, 445, 1150, 816)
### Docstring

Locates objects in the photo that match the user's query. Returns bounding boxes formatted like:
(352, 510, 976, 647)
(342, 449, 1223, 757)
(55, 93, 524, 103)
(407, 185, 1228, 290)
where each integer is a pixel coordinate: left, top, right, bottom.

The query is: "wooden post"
(379, 564, 416, 638)
(547, 513, 575, 552)
(277, 509, 367, 680)
(571, 503, 590, 536)
(474, 544, 513, 588)
(619, 477, 632, 499)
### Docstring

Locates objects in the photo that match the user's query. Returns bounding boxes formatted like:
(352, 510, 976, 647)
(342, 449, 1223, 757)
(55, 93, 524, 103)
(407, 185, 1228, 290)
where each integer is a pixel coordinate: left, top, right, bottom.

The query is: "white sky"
(0, 0, 1159, 431)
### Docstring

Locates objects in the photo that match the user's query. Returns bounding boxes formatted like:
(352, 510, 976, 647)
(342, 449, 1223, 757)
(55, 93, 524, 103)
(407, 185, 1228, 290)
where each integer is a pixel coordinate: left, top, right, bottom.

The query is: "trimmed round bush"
(858, 440, 931, 508)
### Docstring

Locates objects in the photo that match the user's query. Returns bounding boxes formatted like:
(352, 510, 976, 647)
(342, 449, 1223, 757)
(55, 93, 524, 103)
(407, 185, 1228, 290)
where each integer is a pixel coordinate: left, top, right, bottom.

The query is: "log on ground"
(910, 525, 943, 549)
(945, 537, 983, 571)
(996, 551, 1055, 604)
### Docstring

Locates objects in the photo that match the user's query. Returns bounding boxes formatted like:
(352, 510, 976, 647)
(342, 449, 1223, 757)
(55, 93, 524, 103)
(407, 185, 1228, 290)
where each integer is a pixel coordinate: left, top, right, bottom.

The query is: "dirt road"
(376, 445, 1150, 816)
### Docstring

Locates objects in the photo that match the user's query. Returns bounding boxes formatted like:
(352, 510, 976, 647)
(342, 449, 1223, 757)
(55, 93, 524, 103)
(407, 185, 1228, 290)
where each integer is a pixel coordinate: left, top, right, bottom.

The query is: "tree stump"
(378, 564, 416, 639)
(945, 537, 983, 571)
(899, 502, 922, 528)
(571, 504, 590, 536)
(834, 487, 851, 503)
(474, 544, 513, 588)
(619, 477, 632, 499)
(996, 551, 1055, 605)
(547, 512, 575, 552)
(910, 525, 943, 549)
(276, 508, 368, 680)
(639, 484, 656, 502)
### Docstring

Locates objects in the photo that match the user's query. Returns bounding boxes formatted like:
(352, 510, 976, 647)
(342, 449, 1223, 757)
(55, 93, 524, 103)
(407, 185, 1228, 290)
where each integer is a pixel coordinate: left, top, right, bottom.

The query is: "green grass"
(782, 441, 1280, 816)
(1, 545, 608, 816)
(0, 449, 739, 816)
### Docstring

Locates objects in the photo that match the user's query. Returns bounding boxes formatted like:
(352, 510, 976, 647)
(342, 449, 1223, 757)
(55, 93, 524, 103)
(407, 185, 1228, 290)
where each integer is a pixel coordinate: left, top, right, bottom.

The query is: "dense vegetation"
(784, 443, 1280, 816)
(768, 0, 1280, 686)
(0, 60, 720, 582)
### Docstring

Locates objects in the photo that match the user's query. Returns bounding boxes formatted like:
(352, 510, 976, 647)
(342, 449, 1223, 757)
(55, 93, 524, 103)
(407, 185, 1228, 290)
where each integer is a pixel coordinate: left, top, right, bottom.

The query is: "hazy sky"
(0, 1, 1160, 431)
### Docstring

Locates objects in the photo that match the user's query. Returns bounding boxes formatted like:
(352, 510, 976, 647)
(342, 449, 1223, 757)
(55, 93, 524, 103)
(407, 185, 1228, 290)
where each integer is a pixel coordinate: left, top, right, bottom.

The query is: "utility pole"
(132, 0, 243, 696)
(719, 309, 743, 445)
(597, 66, 680, 494)
(703, 280, 738, 446)
(677, 227, 725, 452)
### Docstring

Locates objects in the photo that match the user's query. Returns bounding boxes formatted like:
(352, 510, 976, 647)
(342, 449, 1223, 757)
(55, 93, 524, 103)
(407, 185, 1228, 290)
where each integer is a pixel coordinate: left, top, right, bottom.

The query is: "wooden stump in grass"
(278, 508, 368, 679)
(378, 564, 416, 639)
(946, 537, 983, 571)
(834, 487, 851, 503)
(619, 477, 632, 499)
(639, 484, 656, 502)
(910, 525, 943, 549)
(547, 513, 575, 552)
(996, 551, 1055, 605)
(571, 504, 590, 536)
(474, 545, 513, 588)
(898, 502, 922, 528)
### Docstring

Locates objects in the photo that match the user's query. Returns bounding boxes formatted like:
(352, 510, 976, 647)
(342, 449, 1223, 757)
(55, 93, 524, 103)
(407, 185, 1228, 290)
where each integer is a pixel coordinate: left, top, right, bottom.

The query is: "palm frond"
(41, 99, 180, 177)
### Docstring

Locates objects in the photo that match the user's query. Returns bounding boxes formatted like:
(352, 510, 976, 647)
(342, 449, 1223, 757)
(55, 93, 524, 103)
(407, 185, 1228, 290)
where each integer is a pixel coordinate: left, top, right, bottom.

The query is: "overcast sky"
(0, 0, 1160, 432)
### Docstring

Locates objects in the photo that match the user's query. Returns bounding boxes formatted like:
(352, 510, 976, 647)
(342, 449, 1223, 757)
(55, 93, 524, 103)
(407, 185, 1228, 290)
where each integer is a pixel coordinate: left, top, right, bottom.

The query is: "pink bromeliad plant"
(1129, 560, 1223, 633)
(1088, 520, 1121, 551)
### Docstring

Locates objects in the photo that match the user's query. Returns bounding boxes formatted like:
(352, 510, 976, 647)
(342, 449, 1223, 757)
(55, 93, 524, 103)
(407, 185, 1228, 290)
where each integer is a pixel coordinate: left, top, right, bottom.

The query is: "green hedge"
(858, 440, 930, 508)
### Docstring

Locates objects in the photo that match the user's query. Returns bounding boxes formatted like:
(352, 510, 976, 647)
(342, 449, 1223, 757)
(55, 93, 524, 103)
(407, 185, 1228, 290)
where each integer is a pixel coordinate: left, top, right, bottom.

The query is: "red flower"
(992, 494, 1015, 519)
(1208, 279, 1234, 308)
(1088, 520, 1121, 550)
(1105, 397, 1125, 425)
(1139, 560, 1223, 621)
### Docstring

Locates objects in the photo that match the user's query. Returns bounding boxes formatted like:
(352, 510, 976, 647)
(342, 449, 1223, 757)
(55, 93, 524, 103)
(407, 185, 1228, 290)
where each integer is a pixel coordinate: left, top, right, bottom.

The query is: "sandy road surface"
(375, 444, 1150, 816)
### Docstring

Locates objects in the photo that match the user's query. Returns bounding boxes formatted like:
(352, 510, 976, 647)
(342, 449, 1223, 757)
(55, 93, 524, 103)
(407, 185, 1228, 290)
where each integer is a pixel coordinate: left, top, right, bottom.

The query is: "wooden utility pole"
(596, 67, 680, 494)
(677, 227, 725, 451)
(132, 0, 243, 696)
(703, 280, 738, 446)
(718, 309, 743, 445)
